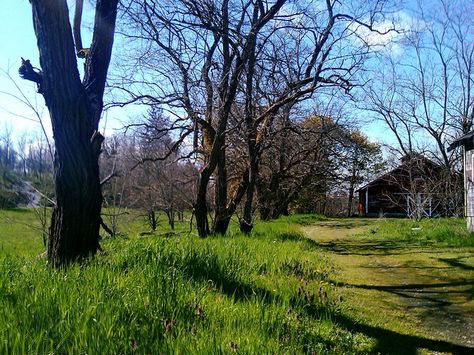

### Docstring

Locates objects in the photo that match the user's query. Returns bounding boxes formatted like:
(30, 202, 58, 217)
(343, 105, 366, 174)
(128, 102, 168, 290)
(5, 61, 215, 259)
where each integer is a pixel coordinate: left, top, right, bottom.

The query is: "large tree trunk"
(26, 0, 118, 266)
(214, 171, 249, 235)
(48, 126, 103, 263)
(192, 1, 285, 236)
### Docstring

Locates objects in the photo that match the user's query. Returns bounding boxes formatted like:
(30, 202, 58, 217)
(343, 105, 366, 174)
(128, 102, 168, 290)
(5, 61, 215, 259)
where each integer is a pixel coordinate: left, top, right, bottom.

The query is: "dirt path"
(303, 220, 474, 354)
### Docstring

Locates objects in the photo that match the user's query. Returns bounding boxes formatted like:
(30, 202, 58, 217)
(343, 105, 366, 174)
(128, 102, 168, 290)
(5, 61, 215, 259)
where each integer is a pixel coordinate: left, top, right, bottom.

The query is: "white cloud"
(350, 11, 427, 58)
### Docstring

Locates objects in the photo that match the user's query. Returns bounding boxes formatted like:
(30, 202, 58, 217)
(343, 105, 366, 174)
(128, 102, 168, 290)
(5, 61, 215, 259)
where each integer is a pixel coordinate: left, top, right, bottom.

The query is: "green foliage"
(27, 171, 55, 204)
(0, 168, 54, 209)
(0, 170, 29, 208)
(0, 189, 25, 208)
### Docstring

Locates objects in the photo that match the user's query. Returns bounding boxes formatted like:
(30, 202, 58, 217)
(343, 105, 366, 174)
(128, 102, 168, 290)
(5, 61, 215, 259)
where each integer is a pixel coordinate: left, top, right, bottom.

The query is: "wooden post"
(365, 187, 369, 214)
(466, 149, 474, 233)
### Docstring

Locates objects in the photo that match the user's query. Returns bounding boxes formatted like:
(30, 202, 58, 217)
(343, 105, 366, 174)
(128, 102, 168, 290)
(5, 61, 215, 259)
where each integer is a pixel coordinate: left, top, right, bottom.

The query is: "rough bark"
(193, 0, 286, 237)
(26, 0, 118, 265)
(240, 141, 258, 233)
(213, 171, 249, 235)
(239, 18, 258, 234)
(194, 161, 212, 237)
(212, 144, 228, 235)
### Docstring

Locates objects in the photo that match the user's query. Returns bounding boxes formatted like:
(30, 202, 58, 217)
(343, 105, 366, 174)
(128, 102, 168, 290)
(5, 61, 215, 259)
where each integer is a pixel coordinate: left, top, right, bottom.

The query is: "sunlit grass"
(1, 210, 472, 353)
(0, 208, 44, 256)
(0, 210, 372, 354)
(304, 217, 474, 353)
(360, 217, 474, 247)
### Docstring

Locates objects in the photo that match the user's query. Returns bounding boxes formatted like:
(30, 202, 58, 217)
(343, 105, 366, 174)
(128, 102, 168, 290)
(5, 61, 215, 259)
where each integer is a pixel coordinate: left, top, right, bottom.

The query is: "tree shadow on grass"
(335, 279, 474, 351)
(271, 231, 321, 250)
(178, 252, 474, 354)
(438, 256, 474, 271)
(336, 279, 474, 306)
(315, 220, 372, 229)
(311, 238, 443, 256)
(331, 312, 474, 354)
(179, 252, 275, 302)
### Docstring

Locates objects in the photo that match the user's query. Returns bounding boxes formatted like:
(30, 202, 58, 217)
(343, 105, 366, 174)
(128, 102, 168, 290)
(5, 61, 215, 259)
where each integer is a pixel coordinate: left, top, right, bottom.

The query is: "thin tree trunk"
(347, 164, 357, 217)
(240, 20, 258, 234)
(257, 178, 272, 221)
(212, 144, 229, 235)
(192, 1, 285, 236)
(165, 209, 175, 230)
(347, 183, 355, 217)
(214, 171, 249, 235)
(240, 147, 258, 233)
(195, 175, 210, 237)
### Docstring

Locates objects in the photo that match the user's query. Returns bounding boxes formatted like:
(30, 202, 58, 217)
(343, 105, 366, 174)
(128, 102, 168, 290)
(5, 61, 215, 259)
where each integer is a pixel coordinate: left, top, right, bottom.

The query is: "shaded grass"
(2, 212, 473, 353)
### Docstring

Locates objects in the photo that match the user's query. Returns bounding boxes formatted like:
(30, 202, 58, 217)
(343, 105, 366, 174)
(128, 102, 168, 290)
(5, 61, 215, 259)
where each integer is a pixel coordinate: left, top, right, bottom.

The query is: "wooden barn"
(356, 154, 461, 218)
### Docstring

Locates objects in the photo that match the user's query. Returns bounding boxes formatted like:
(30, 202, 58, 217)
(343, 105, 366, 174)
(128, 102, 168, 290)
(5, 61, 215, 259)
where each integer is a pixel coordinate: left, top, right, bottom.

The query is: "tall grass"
(0, 216, 372, 354)
(1, 209, 472, 353)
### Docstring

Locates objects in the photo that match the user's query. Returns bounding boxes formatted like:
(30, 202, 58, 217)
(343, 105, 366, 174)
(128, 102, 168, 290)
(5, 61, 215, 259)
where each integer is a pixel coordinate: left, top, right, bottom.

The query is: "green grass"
(303, 218, 474, 353)
(1, 211, 473, 353)
(359, 217, 474, 247)
(0, 209, 44, 256)
(0, 210, 374, 354)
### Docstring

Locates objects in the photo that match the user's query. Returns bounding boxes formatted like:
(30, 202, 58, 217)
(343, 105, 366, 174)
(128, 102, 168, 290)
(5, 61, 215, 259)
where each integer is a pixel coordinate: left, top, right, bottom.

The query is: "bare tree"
(115, 0, 396, 236)
(117, 0, 287, 236)
(236, 0, 396, 231)
(365, 0, 474, 168)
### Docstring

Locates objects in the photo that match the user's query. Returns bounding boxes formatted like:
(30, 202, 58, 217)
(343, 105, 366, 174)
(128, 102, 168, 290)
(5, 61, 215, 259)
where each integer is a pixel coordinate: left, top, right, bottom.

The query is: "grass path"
(303, 219, 474, 354)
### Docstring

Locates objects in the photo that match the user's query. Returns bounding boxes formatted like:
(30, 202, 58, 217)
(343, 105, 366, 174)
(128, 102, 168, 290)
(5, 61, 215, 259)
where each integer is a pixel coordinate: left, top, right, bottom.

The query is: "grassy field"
(0, 209, 45, 256)
(0, 210, 473, 353)
(303, 218, 474, 354)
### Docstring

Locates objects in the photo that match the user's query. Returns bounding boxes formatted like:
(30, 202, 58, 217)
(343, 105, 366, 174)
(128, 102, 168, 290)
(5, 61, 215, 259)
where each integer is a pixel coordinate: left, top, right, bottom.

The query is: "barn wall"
(358, 184, 407, 216)
(357, 157, 462, 218)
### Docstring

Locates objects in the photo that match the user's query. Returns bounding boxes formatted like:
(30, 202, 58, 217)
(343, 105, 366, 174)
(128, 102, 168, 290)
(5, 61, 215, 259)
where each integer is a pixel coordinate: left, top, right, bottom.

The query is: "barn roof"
(448, 131, 474, 152)
(355, 154, 443, 193)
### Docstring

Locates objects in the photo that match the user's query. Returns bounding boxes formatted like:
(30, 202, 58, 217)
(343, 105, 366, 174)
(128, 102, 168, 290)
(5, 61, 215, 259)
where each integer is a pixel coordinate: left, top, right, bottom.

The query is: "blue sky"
(0, 0, 43, 135)
(0, 0, 435, 152)
(0, 1, 398, 142)
(0, 0, 126, 139)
